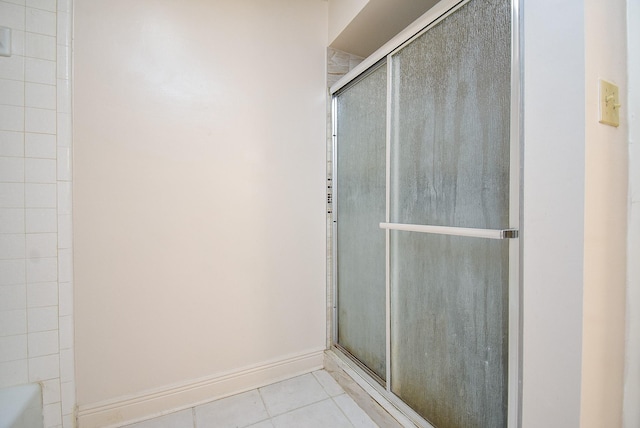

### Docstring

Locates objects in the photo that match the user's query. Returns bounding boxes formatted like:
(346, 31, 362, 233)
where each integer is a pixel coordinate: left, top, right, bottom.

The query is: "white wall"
(73, 0, 328, 425)
(0, 1, 74, 427)
(581, 0, 629, 426)
(624, 0, 640, 426)
(520, 1, 586, 425)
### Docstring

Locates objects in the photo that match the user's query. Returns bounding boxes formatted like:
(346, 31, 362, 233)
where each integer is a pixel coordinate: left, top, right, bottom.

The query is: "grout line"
(191, 406, 196, 428)
(22, 0, 28, 366)
(330, 395, 358, 428)
(256, 386, 272, 419)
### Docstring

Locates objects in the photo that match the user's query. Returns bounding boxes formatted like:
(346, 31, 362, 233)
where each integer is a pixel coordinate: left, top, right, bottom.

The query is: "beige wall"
(328, 0, 368, 44)
(581, 0, 629, 426)
(73, 0, 328, 415)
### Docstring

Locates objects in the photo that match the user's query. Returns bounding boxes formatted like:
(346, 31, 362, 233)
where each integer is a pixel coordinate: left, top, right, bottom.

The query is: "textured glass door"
(334, 63, 387, 381)
(388, 0, 512, 426)
(332, 0, 517, 426)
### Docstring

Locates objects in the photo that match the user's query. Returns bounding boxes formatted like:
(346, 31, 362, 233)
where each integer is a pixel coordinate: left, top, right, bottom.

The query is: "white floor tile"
(271, 399, 353, 428)
(116, 371, 381, 428)
(259, 373, 329, 417)
(333, 394, 378, 428)
(312, 370, 344, 397)
(195, 389, 269, 428)
(123, 409, 193, 428)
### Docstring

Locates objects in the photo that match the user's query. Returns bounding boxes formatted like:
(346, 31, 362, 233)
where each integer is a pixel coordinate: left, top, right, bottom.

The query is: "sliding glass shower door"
(333, 0, 517, 426)
(335, 64, 388, 381)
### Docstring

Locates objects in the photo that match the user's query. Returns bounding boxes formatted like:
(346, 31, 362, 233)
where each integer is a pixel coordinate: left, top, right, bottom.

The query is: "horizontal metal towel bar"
(379, 222, 519, 240)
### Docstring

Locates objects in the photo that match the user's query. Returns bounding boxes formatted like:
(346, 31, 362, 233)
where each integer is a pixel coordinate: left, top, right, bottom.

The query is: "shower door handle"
(379, 222, 519, 240)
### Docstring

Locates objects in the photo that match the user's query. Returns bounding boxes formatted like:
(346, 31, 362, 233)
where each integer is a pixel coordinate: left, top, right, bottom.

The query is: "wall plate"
(0, 27, 11, 57)
(599, 79, 620, 127)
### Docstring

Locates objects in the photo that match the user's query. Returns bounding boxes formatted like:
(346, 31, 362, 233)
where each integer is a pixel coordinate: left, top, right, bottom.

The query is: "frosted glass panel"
(389, 0, 511, 426)
(391, 232, 508, 427)
(335, 64, 387, 380)
(390, 0, 511, 229)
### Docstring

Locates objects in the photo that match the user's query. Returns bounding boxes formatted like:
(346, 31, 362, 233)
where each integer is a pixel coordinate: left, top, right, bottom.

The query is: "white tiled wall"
(0, 0, 74, 427)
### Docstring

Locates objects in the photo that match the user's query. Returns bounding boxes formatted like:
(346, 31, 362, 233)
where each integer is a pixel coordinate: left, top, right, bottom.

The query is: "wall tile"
(25, 182, 56, 207)
(26, 8, 56, 36)
(42, 378, 61, 404)
(57, 249, 71, 282)
(57, 148, 71, 182)
(43, 402, 62, 427)
(0, 78, 25, 106)
(0, 259, 25, 285)
(26, 256, 57, 283)
(26, 208, 56, 232)
(56, 113, 70, 146)
(26, 232, 57, 258)
(56, 79, 70, 113)
(60, 381, 74, 415)
(59, 348, 73, 382)
(25, 132, 56, 158)
(27, 281, 57, 307)
(0, 1, 26, 30)
(56, 214, 71, 249)
(57, 14, 70, 45)
(0, 233, 25, 259)
(0, 156, 24, 182)
(0, 105, 25, 132)
(25, 107, 56, 133)
(26, 0, 56, 12)
(57, 282, 71, 316)
(0, 131, 24, 157)
(3, 0, 27, 6)
(26, 82, 56, 109)
(0, 208, 25, 233)
(58, 314, 72, 349)
(0, 182, 24, 207)
(28, 330, 59, 356)
(56, 45, 69, 80)
(0, 309, 27, 335)
(25, 32, 55, 60)
(57, 0, 70, 12)
(25, 57, 56, 84)
(27, 305, 57, 332)
(62, 414, 72, 428)
(0, 1, 73, 420)
(0, 55, 25, 81)
(26, 157, 56, 183)
(57, 182, 71, 214)
(0, 284, 26, 310)
(28, 353, 59, 381)
(0, 334, 27, 362)
(0, 359, 28, 388)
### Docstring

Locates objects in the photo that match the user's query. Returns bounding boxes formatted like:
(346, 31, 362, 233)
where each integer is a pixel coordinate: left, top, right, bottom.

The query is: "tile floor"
(122, 370, 379, 428)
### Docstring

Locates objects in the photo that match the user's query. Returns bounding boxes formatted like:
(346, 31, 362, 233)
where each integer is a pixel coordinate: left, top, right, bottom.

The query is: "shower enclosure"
(331, 0, 520, 426)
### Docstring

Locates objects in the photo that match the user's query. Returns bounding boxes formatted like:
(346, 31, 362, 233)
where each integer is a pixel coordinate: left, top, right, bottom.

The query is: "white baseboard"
(77, 349, 325, 428)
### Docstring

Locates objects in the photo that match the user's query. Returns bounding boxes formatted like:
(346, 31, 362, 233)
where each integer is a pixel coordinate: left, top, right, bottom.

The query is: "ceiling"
(329, 0, 441, 58)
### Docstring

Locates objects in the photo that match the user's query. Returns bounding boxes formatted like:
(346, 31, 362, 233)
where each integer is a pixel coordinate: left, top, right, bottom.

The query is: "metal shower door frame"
(330, 0, 523, 426)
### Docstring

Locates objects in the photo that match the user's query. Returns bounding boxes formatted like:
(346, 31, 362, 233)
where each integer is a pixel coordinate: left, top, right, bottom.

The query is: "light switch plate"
(0, 27, 11, 57)
(599, 79, 620, 127)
